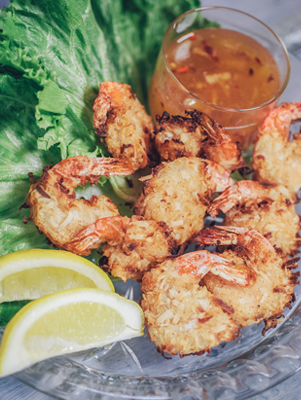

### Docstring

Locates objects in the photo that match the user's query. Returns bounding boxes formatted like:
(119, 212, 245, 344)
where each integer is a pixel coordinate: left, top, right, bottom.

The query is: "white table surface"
(0, 0, 301, 399)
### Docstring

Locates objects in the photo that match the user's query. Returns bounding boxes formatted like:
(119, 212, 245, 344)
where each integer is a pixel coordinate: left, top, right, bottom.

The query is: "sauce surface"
(165, 28, 280, 110)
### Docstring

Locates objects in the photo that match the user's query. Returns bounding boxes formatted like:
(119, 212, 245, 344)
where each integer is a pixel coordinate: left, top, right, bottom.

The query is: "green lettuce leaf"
(0, 219, 53, 255)
(0, 0, 200, 159)
(0, 301, 31, 327)
(109, 167, 149, 203)
(0, 181, 30, 220)
(0, 0, 113, 158)
(0, 74, 61, 180)
(0, 0, 203, 261)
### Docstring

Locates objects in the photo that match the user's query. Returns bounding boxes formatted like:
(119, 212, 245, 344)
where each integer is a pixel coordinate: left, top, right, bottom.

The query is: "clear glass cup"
(148, 6, 290, 150)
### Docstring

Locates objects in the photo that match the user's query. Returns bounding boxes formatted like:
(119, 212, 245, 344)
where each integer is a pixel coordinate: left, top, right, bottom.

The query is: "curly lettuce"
(0, 0, 220, 322)
(0, 0, 201, 260)
(0, 0, 200, 159)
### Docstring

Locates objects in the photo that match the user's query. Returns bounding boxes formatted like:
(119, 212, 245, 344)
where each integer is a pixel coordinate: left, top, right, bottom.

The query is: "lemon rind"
(0, 249, 114, 302)
(0, 288, 144, 377)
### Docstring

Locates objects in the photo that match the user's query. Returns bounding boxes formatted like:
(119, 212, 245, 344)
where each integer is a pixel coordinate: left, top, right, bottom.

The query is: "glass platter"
(0, 54, 300, 400)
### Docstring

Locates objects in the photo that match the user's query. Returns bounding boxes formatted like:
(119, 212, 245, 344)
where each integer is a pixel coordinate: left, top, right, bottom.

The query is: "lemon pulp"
(1, 267, 97, 300)
(25, 302, 125, 356)
(0, 249, 114, 302)
(0, 288, 144, 377)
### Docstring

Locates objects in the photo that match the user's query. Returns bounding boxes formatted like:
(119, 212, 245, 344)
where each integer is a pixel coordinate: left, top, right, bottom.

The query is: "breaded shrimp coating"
(253, 102, 301, 193)
(208, 181, 301, 256)
(63, 215, 176, 281)
(154, 110, 246, 172)
(25, 156, 134, 252)
(197, 226, 299, 333)
(101, 216, 177, 282)
(142, 252, 241, 357)
(134, 157, 233, 245)
(93, 81, 154, 171)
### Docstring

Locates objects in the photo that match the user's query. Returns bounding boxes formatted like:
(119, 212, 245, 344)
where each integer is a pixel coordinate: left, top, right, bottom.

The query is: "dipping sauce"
(168, 29, 280, 109)
(149, 28, 281, 149)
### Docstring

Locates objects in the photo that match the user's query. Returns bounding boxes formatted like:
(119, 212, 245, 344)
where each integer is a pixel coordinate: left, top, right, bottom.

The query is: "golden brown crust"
(217, 182, 301, 256)
(154, 110, 246, 172)
(154, 111, 205, 161)
(134, 157, 234, 245)
(102, 217, 177, 282)
(93, 81, 154, 171)
(141, 260, 239, 357)
(134, 158, 212, 245)
(252, 102, 301, 193)
(26, 176, 119, 251)
(201, 228, 299, 331)
(25, 157, 135, 252)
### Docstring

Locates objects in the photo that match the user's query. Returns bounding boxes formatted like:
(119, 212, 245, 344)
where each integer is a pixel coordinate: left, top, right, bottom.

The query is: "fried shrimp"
(134, 157, 234, 245)
(208, 181, 301, 256)
(253, 102, 301, 193)
(154, 110, 246, 172)
(197, 226, 299, 333)
(25, 156, 134, 251)
(65, 215, 176, 281)
(93, 81, 154, 171)
(141, 250, 252, 357)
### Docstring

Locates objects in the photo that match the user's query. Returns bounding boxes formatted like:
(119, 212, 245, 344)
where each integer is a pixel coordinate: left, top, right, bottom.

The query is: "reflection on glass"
(149, 7, 290, 150)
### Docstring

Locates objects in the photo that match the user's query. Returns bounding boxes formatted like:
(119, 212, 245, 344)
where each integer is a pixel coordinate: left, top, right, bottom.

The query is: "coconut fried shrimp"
(197, 226, 299, 333)
(253, 102, 301, 193)
(66, 215, 176, 281)
(134, 157, 234, 245)
(208, 181, 301, 256)
(142, 251, 250, 357)
(25, 156, 134, 252)
(154, 110, 246, 172)
(93, 81, 154, 171)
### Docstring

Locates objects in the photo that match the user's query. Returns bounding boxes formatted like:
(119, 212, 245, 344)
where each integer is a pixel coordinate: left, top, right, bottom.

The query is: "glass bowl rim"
(12, 297, 301, 399)
(162, 6, 291, 113)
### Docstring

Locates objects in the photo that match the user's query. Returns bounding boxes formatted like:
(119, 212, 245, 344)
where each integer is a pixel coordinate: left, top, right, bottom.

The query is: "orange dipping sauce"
(149, 28, 281, 150)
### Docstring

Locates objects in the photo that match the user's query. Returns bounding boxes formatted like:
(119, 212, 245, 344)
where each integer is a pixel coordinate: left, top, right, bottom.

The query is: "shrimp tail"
(175, 250, 251, 286)
(207, 186, 240, 217)
(252, 102, 301, 193)
(198, 226, 280, 270)
(259, 102, 301, 141)
(65, 216, 128, 256)
(53, 156, 135, 184)
(201, 159, 234, 192)
(192, 111, 246, 172)
(207, 181, 275, 217)
(196, 226, 248, 246)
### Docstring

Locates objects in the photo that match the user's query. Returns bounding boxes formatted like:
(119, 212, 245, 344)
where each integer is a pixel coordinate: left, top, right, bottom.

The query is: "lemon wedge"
(0, 288, 144, 377)
(0, 249, 114, 302)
